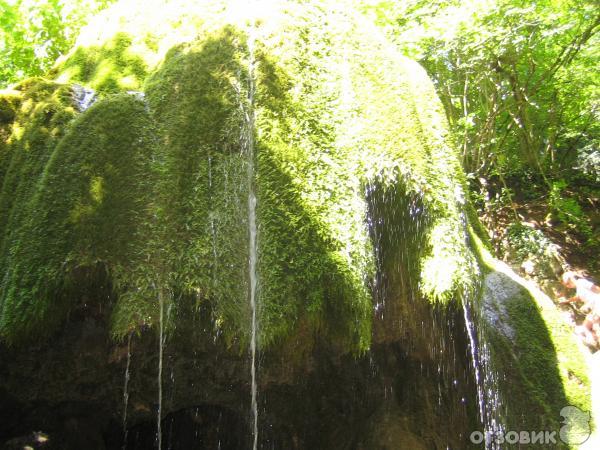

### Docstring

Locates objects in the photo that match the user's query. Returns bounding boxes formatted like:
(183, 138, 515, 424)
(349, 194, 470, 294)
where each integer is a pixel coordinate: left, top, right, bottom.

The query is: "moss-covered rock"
(0, 0, 480, 351)
(473, 231, 590, 447)
(0, 89, 23, 182)
(0, 92, 157, 343)
(0, 79, 79, 341)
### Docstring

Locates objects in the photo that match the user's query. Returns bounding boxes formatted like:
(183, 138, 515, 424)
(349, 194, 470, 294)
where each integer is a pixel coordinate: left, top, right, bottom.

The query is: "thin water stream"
(462, 300, 486, 424)
(245, 24, 259, 450)
(463, 298, 501, 450)
(248, 190, 258, 450)
(233, 10, 261, 449)
(122, 333, 132, 449)
(157, 290, 165, 449)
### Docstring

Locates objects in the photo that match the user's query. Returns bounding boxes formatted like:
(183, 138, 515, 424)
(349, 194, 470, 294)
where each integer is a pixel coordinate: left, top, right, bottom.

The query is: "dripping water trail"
(248, 184, 258, 450)
(462, 298, 500, 450)
(462, 300, 485, 422)
(157, 290, 165, 450)
(244, 21, 259, 450)
(459, 212, 502, 448)
(208, 155, 218, 286)
(122, 333, 132, 450)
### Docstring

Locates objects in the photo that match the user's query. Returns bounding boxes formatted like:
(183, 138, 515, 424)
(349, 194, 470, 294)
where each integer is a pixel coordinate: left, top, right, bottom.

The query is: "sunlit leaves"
(366, 0, 599, 183)
(0, 0, 115, 87)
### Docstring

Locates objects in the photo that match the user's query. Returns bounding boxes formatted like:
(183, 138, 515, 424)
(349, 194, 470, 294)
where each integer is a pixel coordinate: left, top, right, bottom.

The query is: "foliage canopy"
(0, 0, 115, 86)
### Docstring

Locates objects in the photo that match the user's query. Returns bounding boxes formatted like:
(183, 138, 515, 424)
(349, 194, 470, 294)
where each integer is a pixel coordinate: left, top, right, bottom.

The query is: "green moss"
(0, 79, 76, 278)
(465, 199, 493, 251)
(0, 79, 74, 191)
(0, 89, 21, 124)
(250, 3, 479, 349)
(253, 25, 374, 350)
(0, 89, 23, 183)
(55, 33, 148, 94)
(0, 78, 78, 343)
(0, 93, 156, 343)
(142, 27, 253, 346)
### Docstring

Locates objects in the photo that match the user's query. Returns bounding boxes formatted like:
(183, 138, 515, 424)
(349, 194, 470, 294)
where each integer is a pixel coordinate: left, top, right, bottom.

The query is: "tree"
(363, 0, 599, 243)
(0, 0, 115, 87)
(364, 0, 599, 180)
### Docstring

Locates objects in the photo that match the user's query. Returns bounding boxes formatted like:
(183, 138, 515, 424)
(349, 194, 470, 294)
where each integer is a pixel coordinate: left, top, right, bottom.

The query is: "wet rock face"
(0, 288, 479, 450)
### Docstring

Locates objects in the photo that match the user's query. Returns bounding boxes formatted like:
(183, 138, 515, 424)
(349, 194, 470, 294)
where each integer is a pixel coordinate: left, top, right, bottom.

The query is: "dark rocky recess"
(0, 273, 479, 449)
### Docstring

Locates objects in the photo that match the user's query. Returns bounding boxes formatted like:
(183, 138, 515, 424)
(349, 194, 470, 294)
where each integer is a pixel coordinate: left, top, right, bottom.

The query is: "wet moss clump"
(0, 79, 76, 239)
(0, 92, 156, 344)
(0, 89, 21, 124)
(0, 89, 23, 181)
(251, 2, 478, 349)
(0, 79, 78, 342)
(143, 27, 252, 346)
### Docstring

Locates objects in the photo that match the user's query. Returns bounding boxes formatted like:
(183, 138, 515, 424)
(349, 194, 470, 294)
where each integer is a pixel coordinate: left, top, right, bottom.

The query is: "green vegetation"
(504, 222, 562, 279)
(487, 284, 589, 440)
(0, 79, 77, 344)
(0, 0, 116, 87)
(56, 32, 149, 94)
(0, 88, 156, 343)
(0, 0, 595, 438)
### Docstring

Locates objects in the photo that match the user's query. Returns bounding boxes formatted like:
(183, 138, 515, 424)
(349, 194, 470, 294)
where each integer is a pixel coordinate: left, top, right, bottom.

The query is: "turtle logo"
(559, 405, 591, 445)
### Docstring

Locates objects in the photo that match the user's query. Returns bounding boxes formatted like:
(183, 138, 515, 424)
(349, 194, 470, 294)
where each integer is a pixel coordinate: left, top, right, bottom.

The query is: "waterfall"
(462, 301, 486, 421)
